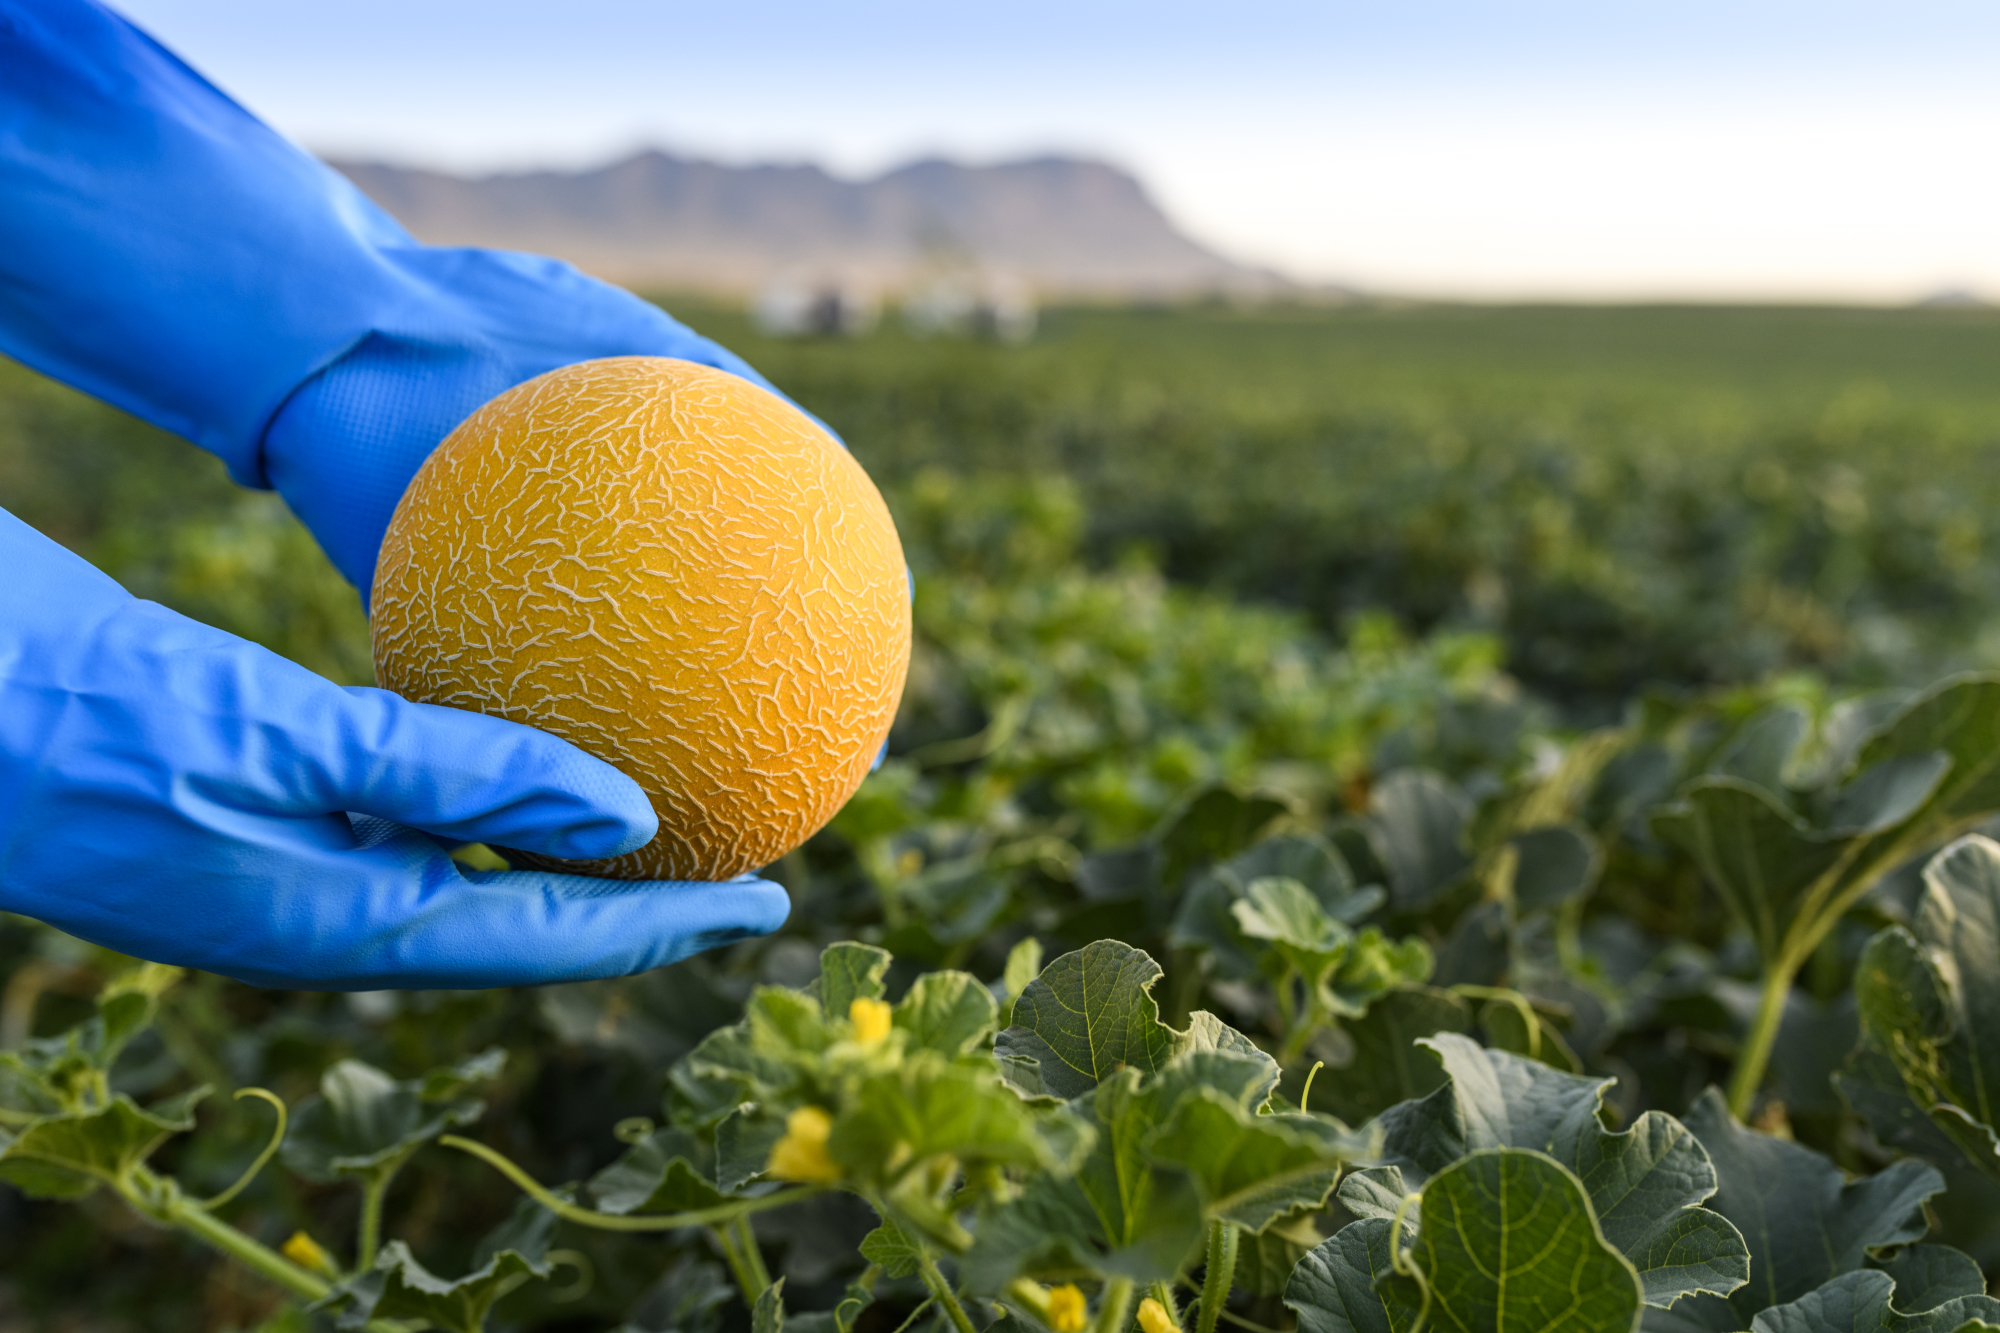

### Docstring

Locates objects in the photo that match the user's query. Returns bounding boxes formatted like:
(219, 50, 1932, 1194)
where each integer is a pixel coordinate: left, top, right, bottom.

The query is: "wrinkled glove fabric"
(0, 0, 781, 594)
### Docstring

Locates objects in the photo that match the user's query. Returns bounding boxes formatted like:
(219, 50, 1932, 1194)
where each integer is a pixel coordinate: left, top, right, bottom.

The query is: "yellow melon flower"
(1137, 1298, 1179, 1333)
(850, 996, 893, 1045)
(1047, 1283, 1088, 1333)
(767, 1105, 841, 1183)
(281, 1230, 338, 1277)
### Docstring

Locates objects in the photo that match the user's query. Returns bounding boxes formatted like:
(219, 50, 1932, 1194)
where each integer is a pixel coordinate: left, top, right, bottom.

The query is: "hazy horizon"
(112, 0, 2000, 303)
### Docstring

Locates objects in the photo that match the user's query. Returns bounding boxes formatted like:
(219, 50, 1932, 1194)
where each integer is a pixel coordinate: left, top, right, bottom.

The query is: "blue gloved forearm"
(0, 0, 778, 592)
(0, 1, 817, 986)
(0, 507, 788, 988)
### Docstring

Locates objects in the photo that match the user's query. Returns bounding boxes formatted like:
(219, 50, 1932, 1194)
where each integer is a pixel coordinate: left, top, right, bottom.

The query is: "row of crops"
(8, 305, 2000, 1331)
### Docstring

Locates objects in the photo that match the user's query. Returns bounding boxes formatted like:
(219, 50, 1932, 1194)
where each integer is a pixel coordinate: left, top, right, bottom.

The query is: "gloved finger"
(223, 817, 791, 990)
(306, 684, 661, 862)
(28, 591, 657, 863)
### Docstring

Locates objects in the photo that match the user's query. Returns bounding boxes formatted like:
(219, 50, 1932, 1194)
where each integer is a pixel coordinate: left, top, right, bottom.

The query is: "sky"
(112, 0, 2000, 301)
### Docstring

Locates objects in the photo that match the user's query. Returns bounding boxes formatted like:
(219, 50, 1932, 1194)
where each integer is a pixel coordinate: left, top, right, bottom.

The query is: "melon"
(369, 356, 911, 881)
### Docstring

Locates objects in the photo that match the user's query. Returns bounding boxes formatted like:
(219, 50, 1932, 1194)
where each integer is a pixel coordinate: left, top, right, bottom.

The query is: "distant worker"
(0, 0, 794, 988)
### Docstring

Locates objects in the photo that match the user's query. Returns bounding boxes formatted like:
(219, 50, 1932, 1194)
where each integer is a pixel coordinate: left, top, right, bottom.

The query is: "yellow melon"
(369, 356, 911, 881)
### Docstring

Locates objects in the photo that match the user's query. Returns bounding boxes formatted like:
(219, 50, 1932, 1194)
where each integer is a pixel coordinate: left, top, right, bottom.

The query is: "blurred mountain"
(327, 150, 1291, 298)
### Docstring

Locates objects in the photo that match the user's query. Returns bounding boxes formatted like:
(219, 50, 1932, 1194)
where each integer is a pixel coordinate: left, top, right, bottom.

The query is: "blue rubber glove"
(0, 0, 784, 596)
(0, 508, 790, 990)
(0, 0, 800, 985)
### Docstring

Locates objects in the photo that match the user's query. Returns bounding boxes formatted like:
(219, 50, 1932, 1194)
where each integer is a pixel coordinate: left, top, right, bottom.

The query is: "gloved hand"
(1, 0, 791, 600)
(0, 508, 790, 990)
(0, 0, 812, 987)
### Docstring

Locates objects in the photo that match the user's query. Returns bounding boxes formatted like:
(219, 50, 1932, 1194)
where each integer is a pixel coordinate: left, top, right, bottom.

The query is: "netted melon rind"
(370, 356, 911, 882)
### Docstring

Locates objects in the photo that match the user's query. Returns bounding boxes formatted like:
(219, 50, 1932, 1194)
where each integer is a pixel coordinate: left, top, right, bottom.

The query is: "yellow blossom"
(281, 1229, 338, 1276)
(1138, 1298, 1179, 1333)
(767, 1105, 841, 1183)
(1047, 1283, 1088, 1333)
(850, 996, 893, 1045)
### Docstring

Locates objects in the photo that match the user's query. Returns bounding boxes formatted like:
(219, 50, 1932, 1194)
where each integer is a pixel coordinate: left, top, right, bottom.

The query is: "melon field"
(9, 302, 2000, 1332)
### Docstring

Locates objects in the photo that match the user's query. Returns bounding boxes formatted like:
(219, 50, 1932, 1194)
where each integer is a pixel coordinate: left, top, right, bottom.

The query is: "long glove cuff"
(0, 0, 770, 510)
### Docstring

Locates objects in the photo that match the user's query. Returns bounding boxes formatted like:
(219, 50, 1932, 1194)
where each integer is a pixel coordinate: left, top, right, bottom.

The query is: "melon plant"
(15, 478, 2000, 1328)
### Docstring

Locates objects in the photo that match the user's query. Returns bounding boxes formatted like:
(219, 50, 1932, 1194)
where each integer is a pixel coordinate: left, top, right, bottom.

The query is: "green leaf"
(1825, 754, 1953, 836)
(588, 1127, 728, 1215)
(815, 943, 893, 1020)
(1874, 1246, 1989, 1311)
(894, 970, 999, 1056)
(1145, 1090, 1372, 1231)
(964, 1044, 1277, 1288)
(1333, 1164, 1410, 1223)
(753, 1278, 786, 1333)
(1233, 1213, 1326, 1298)
(92, 963, 184, 1066)
(1851, 675, 2000, 830)
(1418, 1151, 1645, 1331)
(670, 1019, 797, 1129)
(0, 962, 183, 1113)
(1170, 835, 1380, 981)
(1065, 1046, 1280, 1252)
(1713, 703, 1810, 791)
(1075, 844, 1164, 901)
(1223, 835, 1372, 918)
(963, 1100, 1206, 1290)
(1652, 779, 1849, 965)
(1476, 995, 1583, 1074)
(1168, 870, 1259, 977)
(1431, 899, 1511, 990)
(1367, 769, 1472, 912)
(1234, 876, 1350, 979)
(994, 941, 1188, 1100)
(748, 988, 835, 1059)
(1328, 931, 1433, 1018)
(1286, 1218, 1419, 1333)
(859, 1219, 923, 1278)
(1157, 787, 1291, 889)
(1303, 987, 1475, 1125)
(1647, 679, 2000, 983)
(716, 1106, 786, 1191)
(1287, 1149, 1644, 1333)
(615, 1255, 734, 1333)
(336, 1198, 554, 1333)
(1184, 1012, 1282, 1104)
(1748, 1269, 2000, 1333)
(832, 1279, 875, 1333)
(1233, 876, 1427, 1025)
(1372, 1034, 1747, 1309)
(1835, 1044, 1970, 1169)
(0, 1090, 204, 1199)
(282, 1054, 496, 1183)
(417, 1047, 506, 1102)
(1509, 825, 1601, 914)
(1676, 1087, 1945, 1327)
(831, 1051, 1084, 1186)
(1001, 937, 1045, 1027)
(1854, 835, 2000, 1185)
(996, 1053, 1052, 1101)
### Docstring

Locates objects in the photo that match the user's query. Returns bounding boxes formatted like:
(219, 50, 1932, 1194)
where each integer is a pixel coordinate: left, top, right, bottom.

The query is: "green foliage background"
(9, 301, 2000, 1331)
